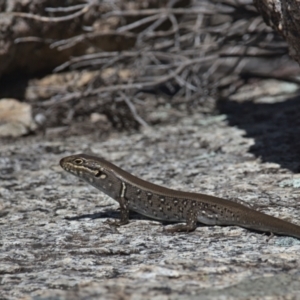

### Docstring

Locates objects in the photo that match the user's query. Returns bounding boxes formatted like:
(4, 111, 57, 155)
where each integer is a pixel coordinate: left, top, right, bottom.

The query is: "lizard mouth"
(59, 157, 72, 171)
(59, 157, 66, 168)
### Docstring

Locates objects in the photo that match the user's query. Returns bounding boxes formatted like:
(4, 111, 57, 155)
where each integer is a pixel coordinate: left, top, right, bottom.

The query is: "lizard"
(60, 153, 300, 239)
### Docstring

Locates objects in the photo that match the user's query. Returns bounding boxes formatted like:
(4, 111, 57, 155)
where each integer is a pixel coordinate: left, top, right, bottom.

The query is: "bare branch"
(118, 92, 149, 127)
(3, 1, 92, 22)
(103, 7, 226, 18)
(45, 4, 88, 13)
(40, 55, 218, 106)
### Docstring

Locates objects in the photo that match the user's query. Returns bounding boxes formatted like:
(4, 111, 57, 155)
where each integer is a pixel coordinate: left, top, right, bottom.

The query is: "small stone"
(0, 98, 36, 137)
(90, 113, 108, 123)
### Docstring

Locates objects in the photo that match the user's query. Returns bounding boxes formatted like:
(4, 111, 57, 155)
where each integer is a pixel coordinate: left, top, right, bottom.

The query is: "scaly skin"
(60, 154, 300, 238)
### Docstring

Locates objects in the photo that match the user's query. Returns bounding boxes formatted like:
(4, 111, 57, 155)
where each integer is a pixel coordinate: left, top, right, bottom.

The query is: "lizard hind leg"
(164, 210, 198, 233)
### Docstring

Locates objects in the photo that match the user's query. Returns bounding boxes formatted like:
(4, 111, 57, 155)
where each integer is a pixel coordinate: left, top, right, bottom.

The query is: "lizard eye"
(74, 159, 83, 165)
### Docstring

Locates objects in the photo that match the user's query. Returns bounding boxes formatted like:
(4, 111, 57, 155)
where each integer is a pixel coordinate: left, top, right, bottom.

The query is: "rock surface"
(1, 109, 300, 299)
(254, 0, 300, 65)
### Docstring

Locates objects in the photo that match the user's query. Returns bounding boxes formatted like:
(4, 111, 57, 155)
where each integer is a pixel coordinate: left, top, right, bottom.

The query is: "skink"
(60, 154, 300, 238)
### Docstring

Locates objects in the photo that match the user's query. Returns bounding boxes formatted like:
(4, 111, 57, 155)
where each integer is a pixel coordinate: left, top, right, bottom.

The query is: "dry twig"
(6, 0, 289, 130)
(3, 1, 93, 22)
